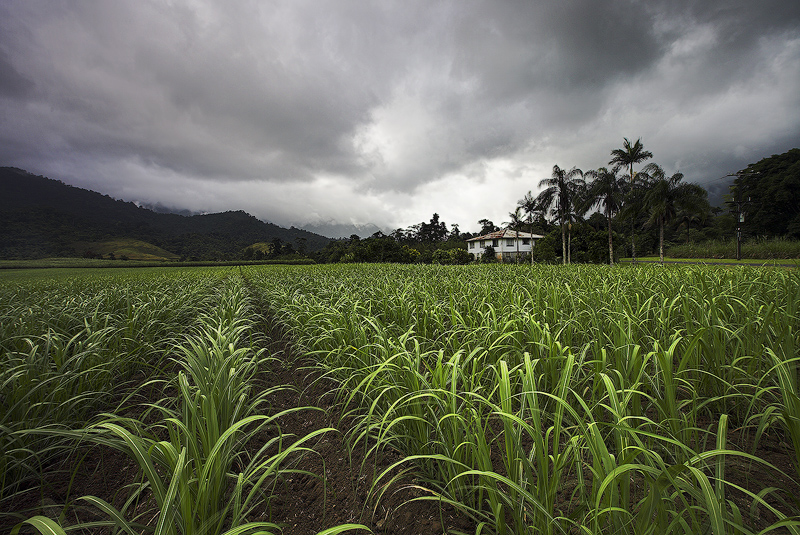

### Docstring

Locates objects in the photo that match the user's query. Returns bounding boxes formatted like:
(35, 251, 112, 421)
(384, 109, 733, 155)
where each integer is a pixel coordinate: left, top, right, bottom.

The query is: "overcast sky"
(1, 1, 798, 234)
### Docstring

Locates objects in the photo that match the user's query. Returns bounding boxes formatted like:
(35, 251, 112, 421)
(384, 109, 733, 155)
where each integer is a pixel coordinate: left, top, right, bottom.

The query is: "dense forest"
(503, 143, 800, 264)
(730, 148, 800, 238)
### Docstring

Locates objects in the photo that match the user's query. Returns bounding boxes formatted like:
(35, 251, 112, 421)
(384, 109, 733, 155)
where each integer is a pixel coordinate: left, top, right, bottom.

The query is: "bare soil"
(250, 297, 474, 535)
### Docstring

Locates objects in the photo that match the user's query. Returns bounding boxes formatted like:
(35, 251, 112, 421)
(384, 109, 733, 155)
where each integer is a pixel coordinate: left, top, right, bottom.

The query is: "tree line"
(517, 137, 708, 265)
(259, 144, 798, 265)
(304, 137, 709, 265)
(310, 213, 473, 264)
(517, 142, 799, 265)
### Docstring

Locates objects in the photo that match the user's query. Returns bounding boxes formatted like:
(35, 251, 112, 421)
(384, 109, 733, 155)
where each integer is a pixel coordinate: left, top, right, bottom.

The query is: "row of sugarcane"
(1, 268, 366, 535)
(248, 263, 800, 535)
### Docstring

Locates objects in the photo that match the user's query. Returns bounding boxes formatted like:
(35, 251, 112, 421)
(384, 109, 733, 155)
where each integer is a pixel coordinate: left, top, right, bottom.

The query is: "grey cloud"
(0, 49, 34, 98)
(451, 1, 663, 102)
(0, 1, 797, 229)
(1, 2, 389, 180)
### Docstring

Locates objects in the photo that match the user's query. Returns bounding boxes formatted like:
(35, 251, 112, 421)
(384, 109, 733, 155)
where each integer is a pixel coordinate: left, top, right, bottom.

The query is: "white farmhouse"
(467, 229, 544, 262)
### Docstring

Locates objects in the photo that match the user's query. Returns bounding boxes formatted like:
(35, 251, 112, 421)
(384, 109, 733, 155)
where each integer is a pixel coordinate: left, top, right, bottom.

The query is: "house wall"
(468, 237, 536, 261)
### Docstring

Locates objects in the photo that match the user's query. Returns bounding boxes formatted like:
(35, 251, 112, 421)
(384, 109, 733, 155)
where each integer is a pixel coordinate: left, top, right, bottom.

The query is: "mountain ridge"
(0, 167, 331, 259)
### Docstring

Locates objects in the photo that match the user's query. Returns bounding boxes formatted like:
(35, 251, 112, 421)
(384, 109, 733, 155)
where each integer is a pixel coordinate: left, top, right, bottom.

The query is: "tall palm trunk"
(560, 217, 566, 265)
(529, 222, 535, 266)
(630, 162, 637, 264)
(659, 216, 665, 264)
(607, 207, 614, 265)
(567, 224, 572, 264)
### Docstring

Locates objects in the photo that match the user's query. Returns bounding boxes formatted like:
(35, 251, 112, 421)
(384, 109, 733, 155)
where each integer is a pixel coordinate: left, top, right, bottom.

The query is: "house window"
(469, 242, 474, 248)
(506, 239, 514, 247)
(522, 238, 530, 245)
(492, 239, 499, 247)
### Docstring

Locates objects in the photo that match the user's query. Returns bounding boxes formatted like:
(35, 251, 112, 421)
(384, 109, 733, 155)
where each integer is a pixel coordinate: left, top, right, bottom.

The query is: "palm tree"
(565, 180, 590, 264)
(676, 209, 701, 244)
(609, 138, 653, 263)
(518, 191, 541, 266)
(676, 198, 711, 244)
(536, 165, 584, 264)
(641, 163, 707, 264)
(583, 167, 623, 264)
(504, 207, 525, 263)
(609, 138, 653, 182)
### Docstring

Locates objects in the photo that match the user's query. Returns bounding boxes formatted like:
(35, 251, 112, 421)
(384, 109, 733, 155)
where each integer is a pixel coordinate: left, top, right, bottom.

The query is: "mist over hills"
(133, 202, 382, 241)
(0, 167, 331, 259)
(136, 202, 202, 217)
(301, 221, 385, 239)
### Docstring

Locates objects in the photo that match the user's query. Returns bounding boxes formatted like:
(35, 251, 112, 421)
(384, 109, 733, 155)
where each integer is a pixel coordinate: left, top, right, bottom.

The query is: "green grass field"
(0, 257, 177, 269)
(3, 263, 799, 535)
(622, 256, 800, 267)
(0, 257, 315, 270)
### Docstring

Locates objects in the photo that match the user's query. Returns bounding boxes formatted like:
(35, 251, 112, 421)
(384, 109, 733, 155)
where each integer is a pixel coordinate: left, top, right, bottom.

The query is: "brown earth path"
(0, 286, 473, 535)
(249, 282, 475, 535)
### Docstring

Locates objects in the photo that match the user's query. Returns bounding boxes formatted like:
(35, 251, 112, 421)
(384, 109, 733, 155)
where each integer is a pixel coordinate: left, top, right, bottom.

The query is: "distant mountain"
(301, 220, 385, 239)
(136, 201, 201, 217)
(0, 167, 331, 259)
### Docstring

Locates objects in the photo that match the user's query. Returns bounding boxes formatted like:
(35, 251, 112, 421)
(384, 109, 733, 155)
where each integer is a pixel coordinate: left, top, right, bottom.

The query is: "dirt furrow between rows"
(251, 289, 473, 535)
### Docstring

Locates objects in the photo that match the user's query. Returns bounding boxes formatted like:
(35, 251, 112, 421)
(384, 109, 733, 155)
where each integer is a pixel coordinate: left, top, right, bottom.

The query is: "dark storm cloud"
(0, 1, 797, 229)
(0, 49, 34, 98)
(0, 2, 391, 180)
(452, 1, 663, 96)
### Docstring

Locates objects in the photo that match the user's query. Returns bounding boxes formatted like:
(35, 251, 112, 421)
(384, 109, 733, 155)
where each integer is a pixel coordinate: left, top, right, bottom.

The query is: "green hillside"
(0, 167, 331, 259)
(72, 239, 180, 260)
